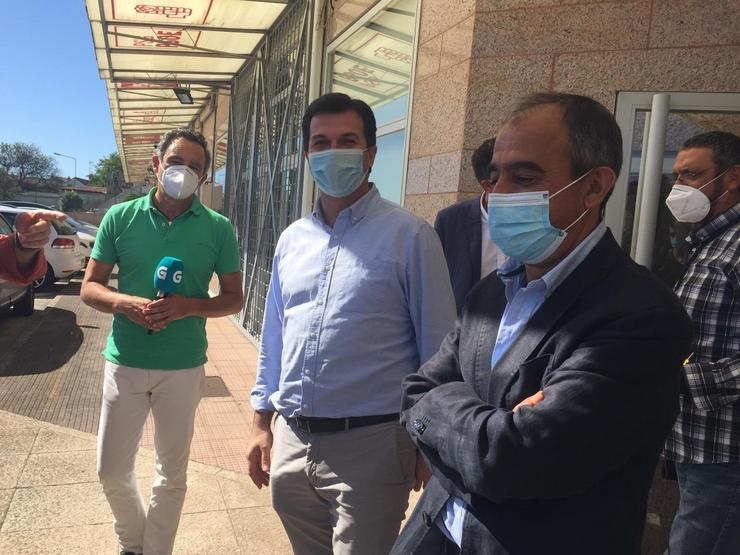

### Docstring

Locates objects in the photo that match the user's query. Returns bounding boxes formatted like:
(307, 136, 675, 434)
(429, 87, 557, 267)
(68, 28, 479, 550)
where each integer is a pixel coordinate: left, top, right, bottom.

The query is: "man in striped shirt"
(664, 131, 740, 555)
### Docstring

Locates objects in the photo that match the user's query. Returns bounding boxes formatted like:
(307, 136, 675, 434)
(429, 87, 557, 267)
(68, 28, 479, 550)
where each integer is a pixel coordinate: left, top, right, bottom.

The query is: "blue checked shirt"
(665, 203, 740, 463)
(440, 221, 607, 546)
(251, 186, 456, 417)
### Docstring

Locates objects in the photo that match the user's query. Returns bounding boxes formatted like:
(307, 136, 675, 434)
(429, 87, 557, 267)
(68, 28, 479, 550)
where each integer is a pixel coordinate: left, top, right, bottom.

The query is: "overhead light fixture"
(173, 87, 193, 105)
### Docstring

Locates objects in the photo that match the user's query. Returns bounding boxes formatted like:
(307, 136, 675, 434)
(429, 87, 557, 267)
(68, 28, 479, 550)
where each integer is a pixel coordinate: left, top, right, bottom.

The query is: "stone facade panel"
(419, 0, 475, 43)
(416, 34, 443, 80)
(408, 61, 471, 158)
(553, 46, 740, 110)
(649, 0, 740, 48)
(464, 55, 553, 150)
(404, 192, 460, 224)
(428, 151, 463, 193)
(405, 156, 431, 195)
(472, 1, 651, 58)
(439, 15, 475, 70)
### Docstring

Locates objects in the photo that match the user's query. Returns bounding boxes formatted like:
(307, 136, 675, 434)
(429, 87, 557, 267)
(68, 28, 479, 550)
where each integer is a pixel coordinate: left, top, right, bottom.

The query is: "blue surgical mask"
(308, 148, 368, 198)
(488, 170, 591, 264)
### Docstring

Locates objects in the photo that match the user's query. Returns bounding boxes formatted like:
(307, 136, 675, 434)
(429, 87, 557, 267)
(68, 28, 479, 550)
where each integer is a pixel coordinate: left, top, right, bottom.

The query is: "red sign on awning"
(123, 134, 161, 145)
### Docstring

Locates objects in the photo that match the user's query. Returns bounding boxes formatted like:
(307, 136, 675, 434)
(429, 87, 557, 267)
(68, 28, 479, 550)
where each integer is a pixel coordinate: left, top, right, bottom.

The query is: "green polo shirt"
(91, 189, 240, 369)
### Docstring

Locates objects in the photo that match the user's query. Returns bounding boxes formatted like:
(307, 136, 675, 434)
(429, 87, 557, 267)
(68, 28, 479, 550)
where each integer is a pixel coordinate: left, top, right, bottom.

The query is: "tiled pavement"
(0, 279, 259, 475)
(0, 279, 294, 552)
(0, 409, 290, 554)
(0, 280, 420, 553)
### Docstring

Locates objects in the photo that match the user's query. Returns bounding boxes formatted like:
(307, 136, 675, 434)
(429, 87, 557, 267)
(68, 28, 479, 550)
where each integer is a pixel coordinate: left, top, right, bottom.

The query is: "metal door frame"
(608, 91, 740, 263)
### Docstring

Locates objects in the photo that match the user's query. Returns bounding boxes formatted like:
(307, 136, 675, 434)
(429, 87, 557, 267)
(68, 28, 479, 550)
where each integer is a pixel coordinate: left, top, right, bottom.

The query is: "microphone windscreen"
(153, 256, 184, 294)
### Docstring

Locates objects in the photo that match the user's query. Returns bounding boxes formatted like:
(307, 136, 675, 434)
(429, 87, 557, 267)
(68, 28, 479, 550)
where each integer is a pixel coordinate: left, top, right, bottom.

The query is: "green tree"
(0, 142, 58, 188)
(60, 190, 84, 212)
(89, 152, 124, 189)
(0, 168, 19, 200)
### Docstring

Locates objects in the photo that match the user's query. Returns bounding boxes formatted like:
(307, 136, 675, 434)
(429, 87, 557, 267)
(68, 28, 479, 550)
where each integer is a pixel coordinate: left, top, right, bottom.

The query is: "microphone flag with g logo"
(153, 256, 184, 296)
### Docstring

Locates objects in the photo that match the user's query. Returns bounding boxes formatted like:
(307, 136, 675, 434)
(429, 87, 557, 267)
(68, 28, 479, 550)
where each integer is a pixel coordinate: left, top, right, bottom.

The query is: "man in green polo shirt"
(81, 129, 243, 555)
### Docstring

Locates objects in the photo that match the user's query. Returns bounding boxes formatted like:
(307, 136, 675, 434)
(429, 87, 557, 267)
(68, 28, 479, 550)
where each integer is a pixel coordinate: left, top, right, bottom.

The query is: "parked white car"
(0, 213, 35, 315)
(0, 205, 86, 290)
(64, 215, 98, 262)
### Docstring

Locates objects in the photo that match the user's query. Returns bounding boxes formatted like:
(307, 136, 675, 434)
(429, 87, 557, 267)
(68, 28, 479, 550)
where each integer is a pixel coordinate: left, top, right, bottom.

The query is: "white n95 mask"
(161, 165, 200, 200)
(665, 170, 728, 223)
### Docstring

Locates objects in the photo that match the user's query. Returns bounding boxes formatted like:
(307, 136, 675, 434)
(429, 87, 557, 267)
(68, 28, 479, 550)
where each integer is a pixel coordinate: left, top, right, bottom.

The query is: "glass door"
(607, 92, 740, 286)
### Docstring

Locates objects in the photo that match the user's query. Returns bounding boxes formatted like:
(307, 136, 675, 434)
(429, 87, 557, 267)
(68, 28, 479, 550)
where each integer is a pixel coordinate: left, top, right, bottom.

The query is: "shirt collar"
(687, 202, 740, 247)
(144, 187, 204, 217)
(312, 184, 379, 227)
(498, 220, 608, 299)
(480, 193, 488, 222)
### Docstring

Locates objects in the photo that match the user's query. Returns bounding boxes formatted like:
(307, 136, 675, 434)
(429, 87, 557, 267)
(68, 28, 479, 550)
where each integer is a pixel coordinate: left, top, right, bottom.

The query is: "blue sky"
(0, 2, 117, 179)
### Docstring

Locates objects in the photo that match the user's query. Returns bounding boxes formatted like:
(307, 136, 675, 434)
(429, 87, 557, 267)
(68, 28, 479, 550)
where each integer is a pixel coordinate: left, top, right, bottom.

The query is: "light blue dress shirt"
(251, 185, 456, 418)
(439, 221, 608, 546)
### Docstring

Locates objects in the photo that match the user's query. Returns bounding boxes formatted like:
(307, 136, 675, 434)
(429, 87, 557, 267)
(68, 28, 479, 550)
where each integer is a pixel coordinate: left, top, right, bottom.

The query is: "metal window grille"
(224, 0, 310, 339)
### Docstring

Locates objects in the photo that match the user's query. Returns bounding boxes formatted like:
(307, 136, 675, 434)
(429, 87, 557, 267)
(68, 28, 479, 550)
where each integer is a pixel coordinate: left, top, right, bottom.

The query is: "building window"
(326, 0, 418, 204)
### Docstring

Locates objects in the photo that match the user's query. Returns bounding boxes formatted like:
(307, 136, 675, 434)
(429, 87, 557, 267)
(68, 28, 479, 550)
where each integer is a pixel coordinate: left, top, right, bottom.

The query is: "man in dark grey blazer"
(392, 93, 693, 555)
(434, 138, 504, 313)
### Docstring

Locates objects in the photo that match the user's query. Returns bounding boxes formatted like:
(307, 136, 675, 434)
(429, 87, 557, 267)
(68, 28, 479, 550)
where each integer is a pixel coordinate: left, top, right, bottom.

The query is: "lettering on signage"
(374, 47, 411, 64)
(121, 82, 177, 89)
(336, 64, 379, 88)
(134, 5, 192, 18)
(133, 30, 183, 48)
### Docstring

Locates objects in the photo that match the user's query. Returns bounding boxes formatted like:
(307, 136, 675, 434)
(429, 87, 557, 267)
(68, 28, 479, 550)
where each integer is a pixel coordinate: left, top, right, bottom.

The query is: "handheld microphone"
(148, 256, 184, 335)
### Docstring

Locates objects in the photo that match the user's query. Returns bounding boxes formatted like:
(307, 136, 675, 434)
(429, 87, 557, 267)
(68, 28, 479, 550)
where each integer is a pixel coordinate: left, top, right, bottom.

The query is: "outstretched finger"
(30, 210, 67, 223)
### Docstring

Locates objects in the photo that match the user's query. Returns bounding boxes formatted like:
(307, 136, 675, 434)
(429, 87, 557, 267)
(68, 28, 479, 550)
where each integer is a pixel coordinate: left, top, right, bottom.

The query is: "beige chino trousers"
(96, 361, 204, 555)
(271, 415, 416, 555)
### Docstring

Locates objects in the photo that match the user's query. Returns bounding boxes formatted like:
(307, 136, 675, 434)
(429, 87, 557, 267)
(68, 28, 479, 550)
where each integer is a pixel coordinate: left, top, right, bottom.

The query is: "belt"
(287, 413, 399, 434)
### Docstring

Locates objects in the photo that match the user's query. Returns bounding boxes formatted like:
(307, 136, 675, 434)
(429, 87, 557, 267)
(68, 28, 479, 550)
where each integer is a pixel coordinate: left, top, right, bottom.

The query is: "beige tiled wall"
(323, 0, 739, 223)
(405, 0, 739, 222)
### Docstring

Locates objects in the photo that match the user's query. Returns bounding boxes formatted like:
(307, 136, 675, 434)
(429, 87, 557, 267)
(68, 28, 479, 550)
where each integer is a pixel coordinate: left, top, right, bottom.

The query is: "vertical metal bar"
(634, 93, 670, 268)
(630, 112, 651, 257)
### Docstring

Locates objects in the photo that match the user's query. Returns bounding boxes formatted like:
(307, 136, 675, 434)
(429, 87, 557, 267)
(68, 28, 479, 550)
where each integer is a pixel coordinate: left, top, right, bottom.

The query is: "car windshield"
(66, 215, 97, 230)
(52, 220, 77, 236)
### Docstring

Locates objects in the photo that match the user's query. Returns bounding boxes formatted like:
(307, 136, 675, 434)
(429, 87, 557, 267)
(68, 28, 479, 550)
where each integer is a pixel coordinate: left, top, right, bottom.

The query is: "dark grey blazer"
(392, 231, 693, 555)
(434, 198, 482, 314)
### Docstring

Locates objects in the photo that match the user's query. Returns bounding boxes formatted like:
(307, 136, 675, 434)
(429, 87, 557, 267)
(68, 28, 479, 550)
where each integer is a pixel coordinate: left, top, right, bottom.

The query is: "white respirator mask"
(160, 165, 200, 200)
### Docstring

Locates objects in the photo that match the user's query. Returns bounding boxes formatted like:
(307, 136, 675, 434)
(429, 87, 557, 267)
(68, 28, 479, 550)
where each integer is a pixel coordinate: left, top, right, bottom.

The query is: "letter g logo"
(157, 266, 168, 280)
(173, 270, 183, 284)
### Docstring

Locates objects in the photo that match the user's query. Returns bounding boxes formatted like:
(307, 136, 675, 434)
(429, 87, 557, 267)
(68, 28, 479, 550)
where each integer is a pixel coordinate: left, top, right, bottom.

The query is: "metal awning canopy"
(86, 0, 288, 181)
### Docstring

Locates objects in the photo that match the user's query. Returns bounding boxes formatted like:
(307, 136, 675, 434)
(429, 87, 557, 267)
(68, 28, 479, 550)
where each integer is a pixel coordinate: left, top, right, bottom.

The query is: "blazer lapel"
(467, 199, 482, 283)
(470, 275, 506, 397)
(486, 231, 624, 405)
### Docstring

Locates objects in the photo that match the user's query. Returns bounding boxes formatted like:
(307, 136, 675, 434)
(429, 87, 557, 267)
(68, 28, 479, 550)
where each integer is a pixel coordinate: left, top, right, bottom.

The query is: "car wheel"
(12, 284, 35, 316)
(33, 263, 55, 291)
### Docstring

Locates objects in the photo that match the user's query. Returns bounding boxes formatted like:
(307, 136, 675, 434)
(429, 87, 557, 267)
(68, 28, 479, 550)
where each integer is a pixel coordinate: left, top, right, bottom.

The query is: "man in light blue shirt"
(247, 93, 456, 554)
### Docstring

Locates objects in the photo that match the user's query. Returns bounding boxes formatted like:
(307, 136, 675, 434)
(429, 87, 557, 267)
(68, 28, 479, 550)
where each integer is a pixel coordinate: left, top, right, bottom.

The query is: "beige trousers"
(97, 361, 204, 555)
(270, 415, 416, 555)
